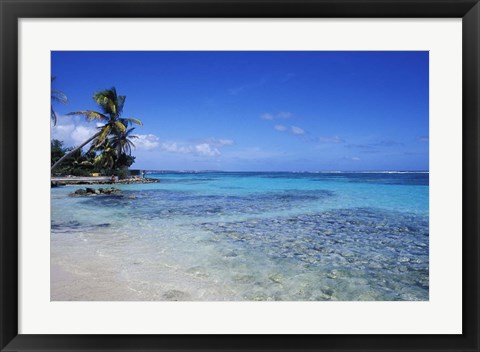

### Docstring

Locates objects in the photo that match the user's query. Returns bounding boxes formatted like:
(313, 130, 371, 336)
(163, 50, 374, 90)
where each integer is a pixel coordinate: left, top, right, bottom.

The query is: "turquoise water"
(51, 172, 429, 301)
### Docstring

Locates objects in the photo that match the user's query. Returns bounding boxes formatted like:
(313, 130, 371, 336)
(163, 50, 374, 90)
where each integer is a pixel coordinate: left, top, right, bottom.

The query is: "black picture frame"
(1, 0, 479, 351)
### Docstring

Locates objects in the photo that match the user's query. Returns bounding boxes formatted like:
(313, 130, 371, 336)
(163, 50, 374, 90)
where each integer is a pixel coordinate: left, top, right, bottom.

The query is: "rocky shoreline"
(52, 176, 159, 187)
(71, 187, 122, 196)
(116, 177, 159, 184)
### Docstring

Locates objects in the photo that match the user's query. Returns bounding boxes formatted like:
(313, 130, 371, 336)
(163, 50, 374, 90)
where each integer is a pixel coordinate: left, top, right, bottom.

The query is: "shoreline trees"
(51, 87, 142, 177)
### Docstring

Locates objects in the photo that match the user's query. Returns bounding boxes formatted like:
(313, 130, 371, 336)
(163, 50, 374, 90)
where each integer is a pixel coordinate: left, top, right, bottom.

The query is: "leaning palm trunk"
(51, 132, 100, 172)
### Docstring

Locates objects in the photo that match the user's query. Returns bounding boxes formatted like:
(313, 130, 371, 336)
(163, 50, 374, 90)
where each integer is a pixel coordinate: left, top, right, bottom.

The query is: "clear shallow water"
(51, 172, 429, 301)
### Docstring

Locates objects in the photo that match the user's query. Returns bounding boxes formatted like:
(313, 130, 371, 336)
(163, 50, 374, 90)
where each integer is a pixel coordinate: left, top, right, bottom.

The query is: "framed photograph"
(1, 0, 478, 351)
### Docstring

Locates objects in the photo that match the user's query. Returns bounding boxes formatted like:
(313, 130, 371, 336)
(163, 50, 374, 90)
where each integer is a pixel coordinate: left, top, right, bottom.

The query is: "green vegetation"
(51, 139, 136, 176)
(51, 87, 142, 177)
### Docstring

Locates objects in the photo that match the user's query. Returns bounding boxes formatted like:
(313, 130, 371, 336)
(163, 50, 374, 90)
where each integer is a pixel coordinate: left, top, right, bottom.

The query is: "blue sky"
(51, 51, 428, 171)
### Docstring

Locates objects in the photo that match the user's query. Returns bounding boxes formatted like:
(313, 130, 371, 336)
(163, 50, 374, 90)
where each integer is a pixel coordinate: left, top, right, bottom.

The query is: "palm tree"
(93, 142, 117, 170)
(51, 87, 142, 172)
(110, 127, 138, 176)
(51, 77, 68, 126)
(110, 127, 138, 157)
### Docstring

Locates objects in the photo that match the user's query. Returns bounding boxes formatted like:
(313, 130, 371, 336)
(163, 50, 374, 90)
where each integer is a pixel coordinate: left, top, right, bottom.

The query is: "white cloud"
(260, 112, 292, 120)
(273, 124, 307, 136)
(160, 142, 189, 154)
(132, 134, 233, 157)
(201, 138, 234, 147)
(52, 124, 75, 141)
(71, 126, 96, 145)
(135, 134, 160, 150)
(51, 115, 98, 148)
(159, 142, 220, 157)
(218, 139, 234, 146)
(194, 143, 221, 157)
(342, 156, 361, 161)
(290, 126, 305, 135)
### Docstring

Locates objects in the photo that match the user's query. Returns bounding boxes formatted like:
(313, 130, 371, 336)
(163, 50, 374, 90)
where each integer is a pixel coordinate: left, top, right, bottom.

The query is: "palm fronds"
(120, 117, 143, 126)
(51, 76, 68, 126)
(67, 110, 108, 121)
(93, 87, 126, 118)
(110, 127, 138, 156)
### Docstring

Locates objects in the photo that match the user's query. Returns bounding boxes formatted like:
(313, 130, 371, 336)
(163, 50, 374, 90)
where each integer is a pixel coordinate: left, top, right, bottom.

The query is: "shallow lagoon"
(51, 172, 428, 301)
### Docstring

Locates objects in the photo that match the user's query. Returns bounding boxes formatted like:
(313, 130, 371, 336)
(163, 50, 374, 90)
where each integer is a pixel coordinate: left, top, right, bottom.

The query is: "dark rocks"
(268, 273, 284, 284)
(51, 220, 111, 233)
(116, 177, 159, 184)
(102, 187, 121, 194)
(161, 289, 190, 301)
(70, 187, 122, 196)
